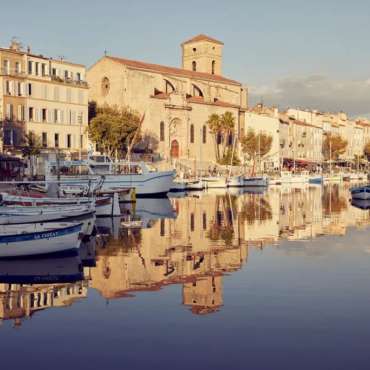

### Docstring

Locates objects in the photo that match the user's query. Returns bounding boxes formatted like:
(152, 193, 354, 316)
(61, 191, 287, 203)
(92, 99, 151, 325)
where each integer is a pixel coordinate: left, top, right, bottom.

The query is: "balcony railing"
(51, 75, 88, 87)
(0, 68, 26, 77)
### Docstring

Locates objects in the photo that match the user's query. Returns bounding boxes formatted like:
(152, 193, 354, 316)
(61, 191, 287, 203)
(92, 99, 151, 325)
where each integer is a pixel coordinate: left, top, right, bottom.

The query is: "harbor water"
(1, 184, 370, 369)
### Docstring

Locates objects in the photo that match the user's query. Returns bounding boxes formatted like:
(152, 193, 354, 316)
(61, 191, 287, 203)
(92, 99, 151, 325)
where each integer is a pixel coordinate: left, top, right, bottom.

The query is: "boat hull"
(243, 177, 269, 187)
(0, 223, 82, 258)
(46, 170, 175, 196)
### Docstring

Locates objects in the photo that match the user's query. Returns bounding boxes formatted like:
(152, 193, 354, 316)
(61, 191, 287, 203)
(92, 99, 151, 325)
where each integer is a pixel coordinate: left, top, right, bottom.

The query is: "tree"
(88, 105, 141, 158)
(240, 129, 273, 175)
(21, 132, 42, 177)
(219, 111, 236, 158)
(206, 111, 237, 164)
(322, 133, 348, 161)
(207, 113, 222, 162)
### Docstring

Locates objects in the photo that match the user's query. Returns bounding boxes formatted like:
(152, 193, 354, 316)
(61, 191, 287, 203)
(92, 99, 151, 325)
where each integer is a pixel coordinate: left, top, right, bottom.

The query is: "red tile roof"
(186, 96, 240, 109)
(106, 56, 240, 86)
(181, 34, 224, 46)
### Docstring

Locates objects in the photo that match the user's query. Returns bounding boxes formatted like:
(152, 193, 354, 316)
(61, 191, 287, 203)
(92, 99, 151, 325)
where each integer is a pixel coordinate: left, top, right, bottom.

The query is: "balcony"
(0, 68, 26, 78)
(51, 75, 88, 88)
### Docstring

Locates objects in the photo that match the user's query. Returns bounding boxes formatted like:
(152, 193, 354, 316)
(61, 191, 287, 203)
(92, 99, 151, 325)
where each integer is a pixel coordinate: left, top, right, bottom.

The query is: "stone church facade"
(87, 35, 247, 164)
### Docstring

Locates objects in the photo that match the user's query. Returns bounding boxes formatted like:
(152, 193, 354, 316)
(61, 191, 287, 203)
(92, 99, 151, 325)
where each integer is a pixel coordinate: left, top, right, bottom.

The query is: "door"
(170, 140, 179, 158)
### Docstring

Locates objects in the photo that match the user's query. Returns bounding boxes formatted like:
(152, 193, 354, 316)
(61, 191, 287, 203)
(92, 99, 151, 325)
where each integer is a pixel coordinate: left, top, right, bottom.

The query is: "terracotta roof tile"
(106, 56, 240, 86)
(186, 96, 240, 109)
(181, 34, 224, 46)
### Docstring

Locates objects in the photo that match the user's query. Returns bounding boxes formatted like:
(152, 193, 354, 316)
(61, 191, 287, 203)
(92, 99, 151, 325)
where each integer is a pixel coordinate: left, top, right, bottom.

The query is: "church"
(87, 34, 247, 165)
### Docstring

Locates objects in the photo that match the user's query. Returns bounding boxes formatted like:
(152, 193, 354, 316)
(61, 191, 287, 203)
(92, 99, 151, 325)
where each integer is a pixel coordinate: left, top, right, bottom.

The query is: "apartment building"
(0, 40, 88, 156)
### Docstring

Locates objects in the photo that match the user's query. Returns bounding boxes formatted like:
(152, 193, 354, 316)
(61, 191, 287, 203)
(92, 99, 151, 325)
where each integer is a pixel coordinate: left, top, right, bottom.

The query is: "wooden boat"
(1, 191, 121, 217)
(0, 203, 95, 224)
(309, 175, 323, 184)
(350, 186, 370, 200)
(227, 175, 244, 187)
(0, 222, 82, 258)
(280, 171, 309, 184)
(243, 176, 269, 187)
(45, 156, 175, 196)
(201, 176, 228, 189)
(170, 179, 204, 192)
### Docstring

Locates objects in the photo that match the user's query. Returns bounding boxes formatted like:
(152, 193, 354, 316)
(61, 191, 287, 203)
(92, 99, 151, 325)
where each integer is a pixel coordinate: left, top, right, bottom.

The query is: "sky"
(2, 0, 370, 117)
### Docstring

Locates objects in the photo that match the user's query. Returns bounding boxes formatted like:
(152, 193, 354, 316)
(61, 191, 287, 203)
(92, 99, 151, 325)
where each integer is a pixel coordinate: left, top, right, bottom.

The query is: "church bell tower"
(181, 34, 223, 76)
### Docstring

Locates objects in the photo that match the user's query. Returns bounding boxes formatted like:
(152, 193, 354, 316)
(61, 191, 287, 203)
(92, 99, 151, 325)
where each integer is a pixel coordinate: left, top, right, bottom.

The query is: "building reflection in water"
(1, 184, 370, 325)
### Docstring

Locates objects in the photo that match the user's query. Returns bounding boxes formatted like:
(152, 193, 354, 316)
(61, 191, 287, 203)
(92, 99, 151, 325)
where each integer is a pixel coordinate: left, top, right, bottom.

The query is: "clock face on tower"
(101, 77, 110, 96)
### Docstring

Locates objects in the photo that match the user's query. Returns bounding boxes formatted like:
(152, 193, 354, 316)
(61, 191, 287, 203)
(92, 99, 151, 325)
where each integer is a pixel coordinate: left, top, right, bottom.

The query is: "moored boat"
(45, 156, 175, 197)
(227, 175, 244, 187)
(201, 176, 228, 189)
(0, 203, 95, 225)
(350, 185, 370, 200)
(309, 175, 323, 184)
(0, 222, 82, 258)
(243, 176, 269, 187)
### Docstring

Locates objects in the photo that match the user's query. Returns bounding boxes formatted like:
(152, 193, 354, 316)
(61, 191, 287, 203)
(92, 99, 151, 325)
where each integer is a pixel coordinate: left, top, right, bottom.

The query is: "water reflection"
(1, 184, 370, 326)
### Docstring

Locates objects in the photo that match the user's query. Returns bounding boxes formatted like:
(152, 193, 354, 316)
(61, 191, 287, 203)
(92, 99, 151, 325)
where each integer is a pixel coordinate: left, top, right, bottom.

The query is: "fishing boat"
(45, 155, 175, 197)
(280, 171, 309, 184)
(243, 176, 269, 187)
(201, 176, 228, 189)
(0, 203, 95, 225)
(0, 222, 82, 258)
(350, 185, 370, 200)
(227, 175, 244, 187)
(1, 191, 121, 217)
(309, 175, 323, 184)
(170, 178, 204, 192)
(351, 198, 370, 210)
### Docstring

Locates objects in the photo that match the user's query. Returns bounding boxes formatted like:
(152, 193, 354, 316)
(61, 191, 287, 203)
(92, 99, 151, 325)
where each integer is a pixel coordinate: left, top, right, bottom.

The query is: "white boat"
(45, 155, 175, 196)
(351, 186, 370, 200)
(0, 203, 95, 224)
(201, 176, 228, 189)
(280, 171, 309, 184)
(0, 222, 82, 258)
(227, 175, 244, 187)
(170, 178, 204, 191)
(243, 176, 269, 187)
(1, 191, 121, 217)
(323, 174, 342, 183)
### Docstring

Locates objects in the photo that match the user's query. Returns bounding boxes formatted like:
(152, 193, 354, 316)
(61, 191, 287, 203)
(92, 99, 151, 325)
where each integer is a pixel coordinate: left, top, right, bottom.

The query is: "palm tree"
(207, 113, 222, 162)
(219, 112, 236, 158)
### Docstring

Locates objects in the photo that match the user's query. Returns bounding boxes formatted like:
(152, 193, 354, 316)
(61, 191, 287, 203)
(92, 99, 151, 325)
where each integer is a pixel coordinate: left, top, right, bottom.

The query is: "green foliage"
(21, 132, 42, 158)
(88, 105, 141, 157)
(206, 111, 236, 162)
(218, 146, 241, 165)
(240, 129, 273, 160)
(322, 133, 348, 161)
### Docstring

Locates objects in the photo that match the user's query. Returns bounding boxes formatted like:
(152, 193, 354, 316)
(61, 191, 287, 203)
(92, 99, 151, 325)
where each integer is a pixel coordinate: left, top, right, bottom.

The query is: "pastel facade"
(0, 40, 89, 155)
(87, 35, 247, 165)
(243, 107, 280, 170)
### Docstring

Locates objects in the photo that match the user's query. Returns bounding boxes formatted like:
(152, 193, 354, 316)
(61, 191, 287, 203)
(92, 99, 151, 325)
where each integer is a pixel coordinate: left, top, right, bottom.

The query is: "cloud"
(248, 75, 370, 118)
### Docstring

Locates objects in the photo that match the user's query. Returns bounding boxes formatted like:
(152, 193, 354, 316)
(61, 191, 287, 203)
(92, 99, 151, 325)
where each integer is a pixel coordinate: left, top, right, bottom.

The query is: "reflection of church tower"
(182, 275, 223, 315)
(181, 34, 224, 76)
